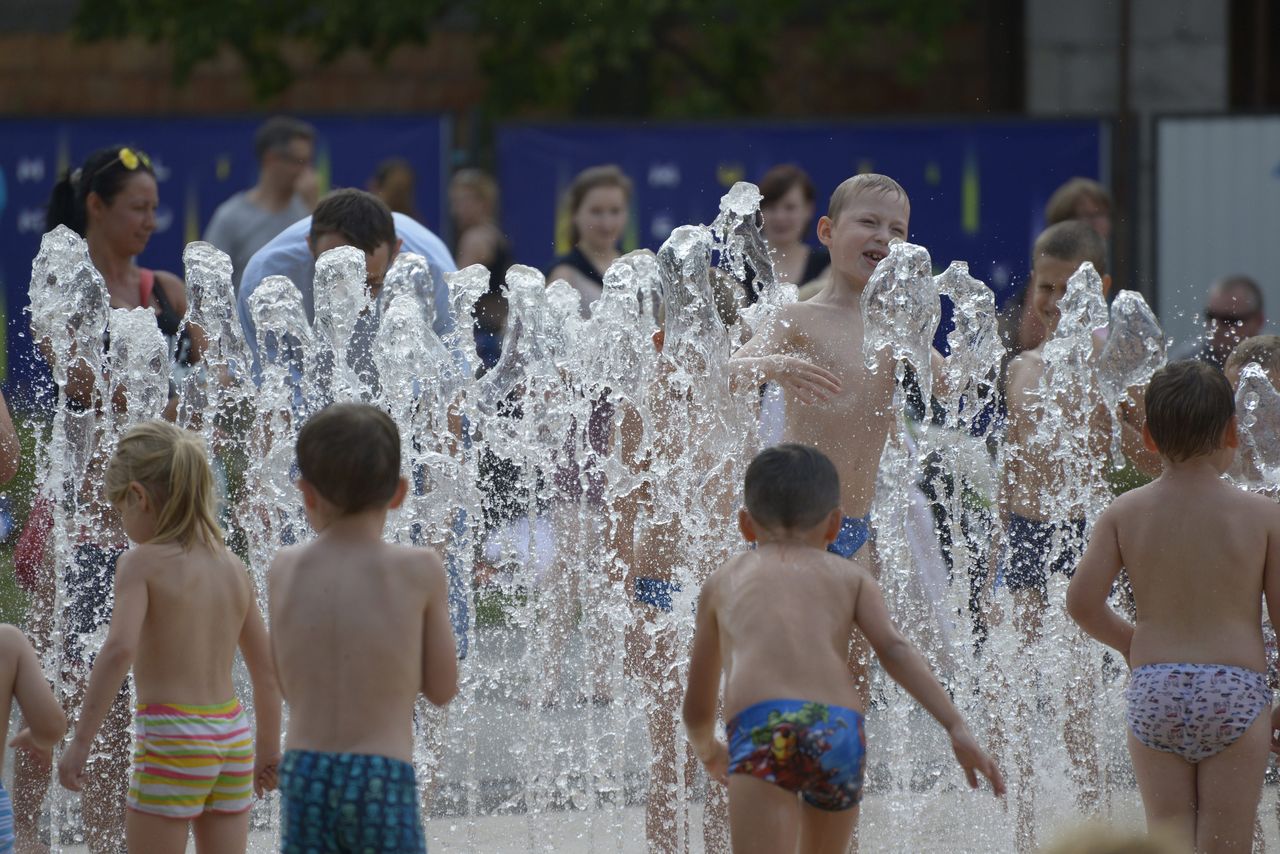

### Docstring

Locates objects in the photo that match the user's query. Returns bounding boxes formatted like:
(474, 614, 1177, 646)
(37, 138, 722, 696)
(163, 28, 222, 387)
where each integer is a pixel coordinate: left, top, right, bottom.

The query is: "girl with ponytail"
(56, 420, 281, 853)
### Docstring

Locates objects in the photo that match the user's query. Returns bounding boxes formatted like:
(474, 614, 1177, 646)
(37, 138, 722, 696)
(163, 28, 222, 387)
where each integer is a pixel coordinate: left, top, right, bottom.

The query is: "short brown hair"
(565, 165, 633, 244)
(310, 189, 397, 255)
(1044, 177, 1112, 226)
(827, 173, 909, 224)
(744, 444, 839, 530)
(1226, 334, 1280, 376)
(759, 164, 816, 209)
(1033, 220, 1108, 275)
(297, 403, 401, 513)
(1144, 361, 1235, 462)
(254, 116, 315, 160)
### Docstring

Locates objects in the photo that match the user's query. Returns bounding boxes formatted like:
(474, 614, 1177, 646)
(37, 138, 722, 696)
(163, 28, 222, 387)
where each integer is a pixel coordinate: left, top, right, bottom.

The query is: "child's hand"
(949, 723, 1005, 797)
(57, 737, 91, 792)
(1270, 706, 1280, 755)
(697, 739, 730, 786)
(764, 355, 841, 404)
(254, 751, 282, 797)
(8, 728, 52, 765)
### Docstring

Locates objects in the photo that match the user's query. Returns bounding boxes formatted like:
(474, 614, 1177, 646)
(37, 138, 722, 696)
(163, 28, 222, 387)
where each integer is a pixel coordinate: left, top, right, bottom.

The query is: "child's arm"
(681, 579, 727, 783)
(5, 626, 66, 761)
(729, 310, 840, 403)
(1065, 508, 1133, 661)
(1262, 506, 1280, 753)
(854, 571, 1005, 795)
(420, 551, 459, 707)
(239, 573, 282, 797)
(57, 552, 148, 792)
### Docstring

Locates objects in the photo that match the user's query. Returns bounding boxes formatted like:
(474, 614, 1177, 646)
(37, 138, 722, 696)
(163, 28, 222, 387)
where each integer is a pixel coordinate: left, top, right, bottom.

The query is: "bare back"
(130, 541, 251, 705)
(746, 298, 896, 516)
(709, 544, 866, 719)
(1109, 474, 1280, 670)
(268, 537, 447, 763)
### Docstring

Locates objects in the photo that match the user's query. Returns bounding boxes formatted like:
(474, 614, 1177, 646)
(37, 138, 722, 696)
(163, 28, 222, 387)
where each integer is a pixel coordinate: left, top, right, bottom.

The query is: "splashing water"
(1097, 290, 1166, 468)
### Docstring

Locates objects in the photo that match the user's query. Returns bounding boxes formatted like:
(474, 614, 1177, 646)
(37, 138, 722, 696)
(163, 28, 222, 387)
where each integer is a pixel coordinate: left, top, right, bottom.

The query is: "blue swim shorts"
(635, 576, 681, 612)
(727, 698, 866, 811)
(280, 750, 424, 853)
(827, 515, 872, 560)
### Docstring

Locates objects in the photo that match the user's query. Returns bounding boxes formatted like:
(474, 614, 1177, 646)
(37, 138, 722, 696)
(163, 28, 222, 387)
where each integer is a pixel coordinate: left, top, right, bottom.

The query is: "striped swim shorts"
(127, 698, 254, 819)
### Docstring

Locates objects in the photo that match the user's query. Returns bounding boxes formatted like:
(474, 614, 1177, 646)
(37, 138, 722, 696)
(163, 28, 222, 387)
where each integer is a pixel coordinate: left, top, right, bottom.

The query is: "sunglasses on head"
(113, 147, 152, 172)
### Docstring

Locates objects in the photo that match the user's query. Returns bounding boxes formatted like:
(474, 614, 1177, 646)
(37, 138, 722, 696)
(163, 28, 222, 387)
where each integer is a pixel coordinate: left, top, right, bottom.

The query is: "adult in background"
(547, 165, 632, 317)
(370, 157, 421, 220)
(1170, 274, 1266, 369)
(755, 164, 829, 300)
(449, 168, 513, 368)
(204, 116, 316, 292)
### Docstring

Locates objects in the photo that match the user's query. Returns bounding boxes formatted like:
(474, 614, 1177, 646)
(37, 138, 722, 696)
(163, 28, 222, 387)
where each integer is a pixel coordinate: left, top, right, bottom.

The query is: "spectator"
(1171, 274, 1266, 369)
(204, 116, 316, 292)
(547, 165, 632, 316)
(1045, 177, 1112, 241)
(370, 158, 421, 220)
(449, 168, 513, 367)
(758, 164, 829, 289)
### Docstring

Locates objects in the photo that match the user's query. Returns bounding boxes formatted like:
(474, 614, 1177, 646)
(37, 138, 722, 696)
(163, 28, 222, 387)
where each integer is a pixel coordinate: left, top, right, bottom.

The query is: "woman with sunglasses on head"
(14, 146, 203, 854)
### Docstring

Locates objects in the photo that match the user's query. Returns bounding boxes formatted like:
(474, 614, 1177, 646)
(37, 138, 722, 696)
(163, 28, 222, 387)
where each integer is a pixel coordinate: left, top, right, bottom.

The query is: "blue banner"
(498, 119, 1109, 342)
(0, 114, 450, 395)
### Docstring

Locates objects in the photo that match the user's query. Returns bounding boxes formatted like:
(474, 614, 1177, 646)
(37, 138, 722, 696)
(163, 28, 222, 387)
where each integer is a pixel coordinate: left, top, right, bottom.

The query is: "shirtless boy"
(1067, 360, 1280, 852)
(683, 444, 1003, 854)
(269, 403, 458, 852)
(730, 173, 910, 703)
(57, 420, 281, 853)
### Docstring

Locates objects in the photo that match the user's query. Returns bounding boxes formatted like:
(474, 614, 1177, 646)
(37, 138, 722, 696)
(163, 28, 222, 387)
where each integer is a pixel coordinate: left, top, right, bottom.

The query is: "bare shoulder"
(1006, 349, 1044, 392)
(0, 624, 30, 656)
(114, 545, 159, 580)
(153, 270, 187, 310)
(390, 543, 447, 588)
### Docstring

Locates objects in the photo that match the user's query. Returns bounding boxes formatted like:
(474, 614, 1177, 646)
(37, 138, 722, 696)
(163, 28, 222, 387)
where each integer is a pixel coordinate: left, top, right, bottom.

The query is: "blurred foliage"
(73, 0, 971, 115)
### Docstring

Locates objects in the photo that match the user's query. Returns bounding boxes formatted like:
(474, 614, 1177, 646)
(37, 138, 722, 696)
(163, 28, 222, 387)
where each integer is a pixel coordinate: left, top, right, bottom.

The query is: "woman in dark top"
(450, 169, 514, 367)
(759, 163, 829, 286)
(547, 164, 633, 317)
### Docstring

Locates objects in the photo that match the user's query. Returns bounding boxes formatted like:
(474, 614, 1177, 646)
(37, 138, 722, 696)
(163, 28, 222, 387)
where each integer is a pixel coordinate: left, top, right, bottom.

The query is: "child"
(0, 623, 66, 851)
(268, 403, 458, 851)
(683, 444, 1004, 854)
(729, 173, 909, 706)
(1067, 360, 1280, 851)
(56, 420, 281, 853)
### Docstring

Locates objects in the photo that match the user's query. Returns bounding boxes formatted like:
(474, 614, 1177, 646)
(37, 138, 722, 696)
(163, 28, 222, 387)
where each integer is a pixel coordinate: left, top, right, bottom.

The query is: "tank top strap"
(137, 267, 156, 308)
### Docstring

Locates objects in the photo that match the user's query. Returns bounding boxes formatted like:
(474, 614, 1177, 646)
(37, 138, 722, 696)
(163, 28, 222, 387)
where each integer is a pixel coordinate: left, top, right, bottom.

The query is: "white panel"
(1157, 116, 1280, 353)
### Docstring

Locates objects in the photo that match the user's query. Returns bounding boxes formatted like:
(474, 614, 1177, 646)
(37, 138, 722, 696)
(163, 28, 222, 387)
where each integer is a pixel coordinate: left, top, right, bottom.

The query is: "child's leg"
(80, 684, 132, 854)
(1126, 730, 1196, 849)
(1063, 639, 1101, 812)
(1195, 711, 1270, 853)
(192, 809, 251, 854)
(124, 811, 190, 854)
(728, 776, 799, 854)
(797, 801, 860, 854)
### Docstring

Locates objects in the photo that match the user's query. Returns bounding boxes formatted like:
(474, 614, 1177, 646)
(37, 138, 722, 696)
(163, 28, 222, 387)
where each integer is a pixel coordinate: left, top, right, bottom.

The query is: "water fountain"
(20, 185, 1187, 853)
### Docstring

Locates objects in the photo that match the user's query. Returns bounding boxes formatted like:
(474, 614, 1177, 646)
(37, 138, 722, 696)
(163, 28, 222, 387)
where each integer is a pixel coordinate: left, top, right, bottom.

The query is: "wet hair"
(1044, 177, 1112, 226)
(450, 168, 499, 214)
(1144, 360, 1235, 462)
(1211, 273, 1264, 316)
(743, 444, 840, 530)
(1033, 220, 1108, 275)
(254, 116, 315, 160)
(105, 420, 224, 550)
(309, 189, 397, 255)
(45, 145, 155, 237)
(826, 173, 909, 224)
(296, 403, 401, 514)
(564, 165, 633, 245)
(759, 164, 816, 209)
(1225, 334, 1280, 377)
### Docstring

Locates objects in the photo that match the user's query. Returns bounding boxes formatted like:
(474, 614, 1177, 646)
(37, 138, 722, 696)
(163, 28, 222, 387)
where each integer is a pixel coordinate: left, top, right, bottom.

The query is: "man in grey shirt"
(204, 116, 316, 291)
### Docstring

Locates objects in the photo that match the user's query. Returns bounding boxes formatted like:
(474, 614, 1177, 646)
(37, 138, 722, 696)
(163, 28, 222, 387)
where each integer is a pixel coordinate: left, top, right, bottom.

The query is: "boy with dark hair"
(204, 115, 316, 290)
(1068, 360, 1280, 852)
(683, 443, 1003, 854)
(269, 402, 458, 852)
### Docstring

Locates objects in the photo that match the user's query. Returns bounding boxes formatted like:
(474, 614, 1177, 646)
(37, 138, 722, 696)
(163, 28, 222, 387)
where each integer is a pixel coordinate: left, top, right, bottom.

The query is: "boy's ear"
(1141, 422, 1160, 455)
(1101, 273, 1113, 298)
(737, 508, 758, 543)
(816, 215, 833, 248)
(823, 507, 843, 546)
(387, 476, 410, 510)
(652, 329, 665, 353)
(297, 477, 319, 512)
(1223, 415, 1240, 450)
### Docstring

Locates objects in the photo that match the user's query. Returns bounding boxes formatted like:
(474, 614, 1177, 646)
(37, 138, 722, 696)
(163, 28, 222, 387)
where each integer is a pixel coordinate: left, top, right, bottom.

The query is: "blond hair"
(450, 168, 499, 214)
(105, 420, 224, 550)
(827, 173, 909, 224)
(1226, 334, 1280, 376)
(1045, 177, 1112, 226)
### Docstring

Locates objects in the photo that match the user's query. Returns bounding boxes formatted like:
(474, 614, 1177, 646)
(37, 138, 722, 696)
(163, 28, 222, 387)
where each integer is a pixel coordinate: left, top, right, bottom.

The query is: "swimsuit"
(1126, 663, 1272, 763)
(280, 749, 425, 854)
(998, 513, 1086, 593)
(634, 577, 681, 612)
(128, 699, 254, 819)
(827, 515, 872, 559)
(64, 543, 126, 664)
(0, 781, 13, 854)
(727, 698, 866, 811)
